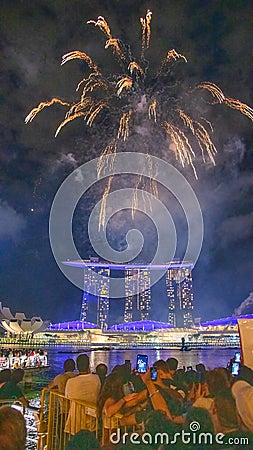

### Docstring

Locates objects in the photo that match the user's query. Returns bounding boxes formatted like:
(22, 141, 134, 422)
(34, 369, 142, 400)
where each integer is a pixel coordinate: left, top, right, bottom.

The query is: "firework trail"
(25, 11, 253, 228)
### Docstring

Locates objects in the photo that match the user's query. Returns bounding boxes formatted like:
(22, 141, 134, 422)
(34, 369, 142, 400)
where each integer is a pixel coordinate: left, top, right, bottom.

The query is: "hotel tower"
(80, 258, 110, 330)
(166, 265, 194, 327)
(67, 259, 194, 329)
(124, 268, 151, 322)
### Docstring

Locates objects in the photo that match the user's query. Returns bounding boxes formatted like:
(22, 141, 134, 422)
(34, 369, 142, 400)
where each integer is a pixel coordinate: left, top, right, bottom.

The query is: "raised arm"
(103, 393, 137, 418)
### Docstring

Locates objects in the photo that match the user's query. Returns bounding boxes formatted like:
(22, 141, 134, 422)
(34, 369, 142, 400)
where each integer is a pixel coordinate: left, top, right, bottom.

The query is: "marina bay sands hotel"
(63, 259, 194, 330)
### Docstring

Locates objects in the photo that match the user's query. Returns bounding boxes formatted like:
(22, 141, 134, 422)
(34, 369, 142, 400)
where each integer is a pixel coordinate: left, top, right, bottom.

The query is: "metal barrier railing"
(36, 388, 50, 450)
(41, 390, 99, 450)
(0, 391, 136, 449)
(101, 411, 123, 447)
(38, 389, 134, 450)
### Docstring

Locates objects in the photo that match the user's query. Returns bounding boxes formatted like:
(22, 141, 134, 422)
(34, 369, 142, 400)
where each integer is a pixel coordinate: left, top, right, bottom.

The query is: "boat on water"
(0, 349, 49, 371)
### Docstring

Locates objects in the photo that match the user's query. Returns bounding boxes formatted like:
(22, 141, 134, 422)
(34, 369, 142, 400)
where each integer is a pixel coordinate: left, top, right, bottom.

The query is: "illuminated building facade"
(166, 266, 194, 327)
(65, 260, 194, 329)
(96, 266, 110, 331)
(80, 268, 97, 322)
(80, 258, 110, 331)
(124, 268, 151, 322)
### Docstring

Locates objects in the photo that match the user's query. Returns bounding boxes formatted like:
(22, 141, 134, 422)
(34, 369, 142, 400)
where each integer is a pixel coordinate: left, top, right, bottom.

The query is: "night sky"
(1, 0, 252, 325)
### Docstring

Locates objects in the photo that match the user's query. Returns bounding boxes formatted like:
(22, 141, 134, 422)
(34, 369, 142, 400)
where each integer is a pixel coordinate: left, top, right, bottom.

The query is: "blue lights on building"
(200, 314, 253, 327)
(109, 320, 174, 332)
(48, 320, 98, 331)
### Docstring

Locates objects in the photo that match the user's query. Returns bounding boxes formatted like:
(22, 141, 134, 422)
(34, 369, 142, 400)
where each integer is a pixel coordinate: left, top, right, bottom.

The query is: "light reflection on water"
(27, 346, 239, 396)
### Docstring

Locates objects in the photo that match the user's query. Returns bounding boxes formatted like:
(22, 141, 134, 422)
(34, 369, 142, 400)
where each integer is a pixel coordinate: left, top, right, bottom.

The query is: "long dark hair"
(97, 372, 124, 418)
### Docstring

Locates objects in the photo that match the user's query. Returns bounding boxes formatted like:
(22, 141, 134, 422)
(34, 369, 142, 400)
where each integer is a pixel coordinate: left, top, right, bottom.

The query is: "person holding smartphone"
(97, 371, 137, 419)
(137, 367, 185, 425)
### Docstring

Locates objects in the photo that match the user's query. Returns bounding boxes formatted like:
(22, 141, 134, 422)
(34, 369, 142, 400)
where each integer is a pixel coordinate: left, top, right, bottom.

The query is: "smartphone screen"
(150, 366, 157, 381)
(122, 381, 135, 395)
(231, 362, 240, 376)
(234, 352, 241, 363)
(136, 354, 148, 373)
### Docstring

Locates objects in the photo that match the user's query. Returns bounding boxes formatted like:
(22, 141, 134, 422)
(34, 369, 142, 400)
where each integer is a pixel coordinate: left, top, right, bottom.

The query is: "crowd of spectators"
(46, 354, 253, 449)
(1, 353, 253, 449)
(0, 348, 48, 369)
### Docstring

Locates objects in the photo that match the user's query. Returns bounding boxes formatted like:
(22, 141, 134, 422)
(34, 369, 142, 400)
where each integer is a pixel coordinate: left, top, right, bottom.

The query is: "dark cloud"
(234, 292, 253, 316)
(218, 213, 253, 246)
(0, 202, 26, 240)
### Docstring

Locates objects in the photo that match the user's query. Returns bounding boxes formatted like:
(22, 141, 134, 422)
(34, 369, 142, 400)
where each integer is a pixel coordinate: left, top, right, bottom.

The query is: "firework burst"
(25, 11, 252, 228)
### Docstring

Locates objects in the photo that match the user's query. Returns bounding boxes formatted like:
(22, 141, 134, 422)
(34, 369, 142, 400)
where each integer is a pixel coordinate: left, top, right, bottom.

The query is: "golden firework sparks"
(78, 76, 108, 97)
(87, 16, 112, 39)
(140, 9, 152, 52)
(199, 83, 253, 121)
(117, 110, 132, 140)
(25, 10, 252, 229)
(128, 62, 144, 76)
(164, 121, 197, 178)
(194, 122, 216, 165)
(148, 99, 157, 122)
(105, 38, 125, 59)
(86, 102, 107, 126)
(25, 98, 70, 123)
(224, 97, 253, 121)
(54, 99, 107, 136)
(131, 183, 138, 219)
(159, 49, 187, 73)
(146, 153, 158, 196)
(97, 140, 118, 179)
(131, 175, 151, 219)
(116, 77, 133, 96)
(99, 176, 113, 230)
(61, 51, 99, 73)
(177, 109, 216, 165)
(177, 108, 195, 134)
(198, 82, 225, 103)
(55, 112, 86, 137)
(131, 154, 158, 218)
(165, 49, 187, 63)
(200, 117, 214, 132)
(65, 98, 94, 118)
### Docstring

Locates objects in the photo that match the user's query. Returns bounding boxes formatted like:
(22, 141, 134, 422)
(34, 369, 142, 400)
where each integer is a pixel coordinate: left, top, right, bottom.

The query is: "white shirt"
(232, 380, 253, 431)
(65, 373, 101, 404)
(64, 373, 101, 435)
(50, 371, 76, 395)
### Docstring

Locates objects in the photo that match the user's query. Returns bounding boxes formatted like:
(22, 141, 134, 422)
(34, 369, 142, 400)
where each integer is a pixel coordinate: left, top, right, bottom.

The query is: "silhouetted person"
(95, 363, 108, 386)
(67, 430, 101, 449)
(47, 358, 76, 394)
(0, 405, 27, 450)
